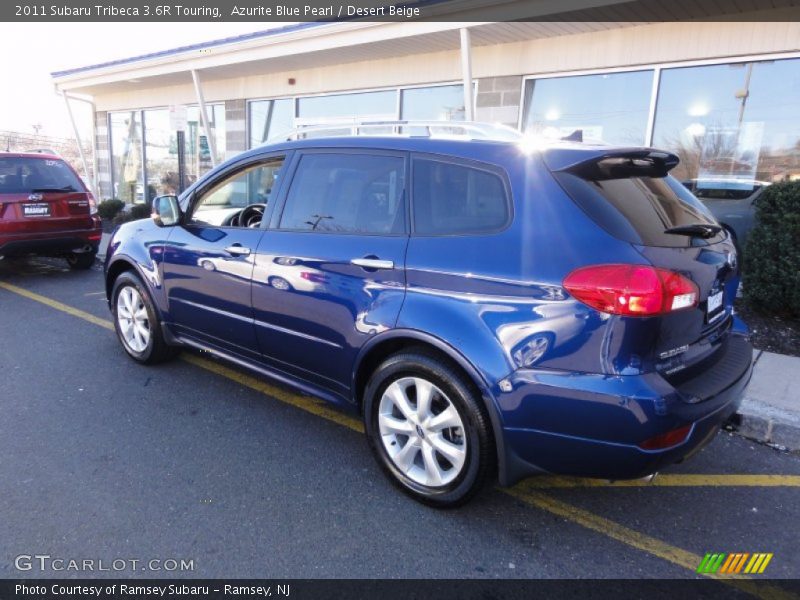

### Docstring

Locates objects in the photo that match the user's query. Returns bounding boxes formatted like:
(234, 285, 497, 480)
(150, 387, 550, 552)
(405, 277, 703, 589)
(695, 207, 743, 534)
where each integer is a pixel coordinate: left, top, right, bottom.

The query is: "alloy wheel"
(116, 286, 151, 353)
(378, 376, 467, 487)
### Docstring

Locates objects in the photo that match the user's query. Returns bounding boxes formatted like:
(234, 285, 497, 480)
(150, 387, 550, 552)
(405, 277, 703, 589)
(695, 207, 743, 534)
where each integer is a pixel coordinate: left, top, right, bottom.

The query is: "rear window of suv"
(0, 157, 85, 194)
(555, 171, 724, 248)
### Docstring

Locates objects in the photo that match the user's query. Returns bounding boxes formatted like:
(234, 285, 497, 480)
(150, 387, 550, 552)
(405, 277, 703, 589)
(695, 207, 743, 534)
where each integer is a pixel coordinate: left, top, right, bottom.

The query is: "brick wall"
(94, 111, 113, 200)
(475, 76, 523, 128)
(225, 99, 247, 160)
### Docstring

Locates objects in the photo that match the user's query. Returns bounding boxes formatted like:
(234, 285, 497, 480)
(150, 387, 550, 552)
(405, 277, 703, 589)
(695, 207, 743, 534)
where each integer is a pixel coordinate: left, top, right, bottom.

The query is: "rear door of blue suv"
(105, 133, 752, 508)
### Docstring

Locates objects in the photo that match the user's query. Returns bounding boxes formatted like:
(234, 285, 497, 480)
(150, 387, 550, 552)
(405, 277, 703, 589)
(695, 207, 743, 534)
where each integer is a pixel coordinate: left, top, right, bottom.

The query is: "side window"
(412, 158, 509, 235)
(190, 157, 285, 227)
(279, 153, 406, 234)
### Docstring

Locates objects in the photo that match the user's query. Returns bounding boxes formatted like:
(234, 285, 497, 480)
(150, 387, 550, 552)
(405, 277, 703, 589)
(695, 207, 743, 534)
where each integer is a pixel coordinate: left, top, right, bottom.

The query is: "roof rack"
(271, 120, 524, 143)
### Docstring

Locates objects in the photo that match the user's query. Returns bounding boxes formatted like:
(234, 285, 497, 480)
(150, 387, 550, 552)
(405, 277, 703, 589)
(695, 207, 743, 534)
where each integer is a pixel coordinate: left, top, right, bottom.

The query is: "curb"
(97, 232, 111, 261)
(731, 350, 800, 451)
(734, 401, 800, 450)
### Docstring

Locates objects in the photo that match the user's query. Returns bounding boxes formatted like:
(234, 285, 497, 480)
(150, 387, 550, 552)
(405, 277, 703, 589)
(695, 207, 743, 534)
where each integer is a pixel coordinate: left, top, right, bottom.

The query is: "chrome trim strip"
(172, 297, 253, 323)
(254, 318, 342, 349)
(172, 297, 343, 349)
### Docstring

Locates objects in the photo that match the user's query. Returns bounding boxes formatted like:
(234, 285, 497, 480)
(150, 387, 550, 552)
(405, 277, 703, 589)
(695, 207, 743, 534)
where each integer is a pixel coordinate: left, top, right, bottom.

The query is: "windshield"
(0, 157, 85, 194)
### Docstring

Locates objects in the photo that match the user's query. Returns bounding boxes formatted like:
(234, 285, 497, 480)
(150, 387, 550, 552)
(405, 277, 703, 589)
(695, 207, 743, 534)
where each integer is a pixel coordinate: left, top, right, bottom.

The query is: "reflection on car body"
(681, 178, 769, 252)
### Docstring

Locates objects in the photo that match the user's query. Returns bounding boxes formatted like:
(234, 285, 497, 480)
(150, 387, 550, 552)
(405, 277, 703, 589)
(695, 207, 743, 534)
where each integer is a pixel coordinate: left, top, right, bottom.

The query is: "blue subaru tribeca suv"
(105, 123, 753, 507)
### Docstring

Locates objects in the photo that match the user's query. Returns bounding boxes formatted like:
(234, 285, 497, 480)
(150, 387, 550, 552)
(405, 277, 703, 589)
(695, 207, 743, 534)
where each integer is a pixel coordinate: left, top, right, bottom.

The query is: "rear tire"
(111, 271, 176, 364)
(66, 251, 97, 270)
(363, 349, 495, 508)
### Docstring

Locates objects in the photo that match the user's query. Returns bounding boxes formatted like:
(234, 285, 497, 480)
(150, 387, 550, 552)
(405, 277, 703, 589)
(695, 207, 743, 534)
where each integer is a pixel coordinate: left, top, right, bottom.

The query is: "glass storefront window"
(109, 111, 143, 204)
(185, 104, 226, 188)
(142, 104, 226, 201)
(247, 85, 471, 144)
(297, 90, 396, 126)
(523, 70, 653, 145)
(401, 85, 466, 121)
(652, 58, 800, 185)
(143, 108, 178, 201)
(249, 98, 295, 147)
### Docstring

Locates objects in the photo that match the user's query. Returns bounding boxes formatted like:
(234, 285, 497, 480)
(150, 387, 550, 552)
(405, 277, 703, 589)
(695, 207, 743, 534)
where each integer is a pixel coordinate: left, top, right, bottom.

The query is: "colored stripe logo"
(697, 553, 773, 574)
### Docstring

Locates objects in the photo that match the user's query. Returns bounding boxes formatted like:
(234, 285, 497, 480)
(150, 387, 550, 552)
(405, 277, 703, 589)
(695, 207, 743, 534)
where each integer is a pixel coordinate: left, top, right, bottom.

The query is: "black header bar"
(4, 0, 800, 22)
(4, 579, 800, 600)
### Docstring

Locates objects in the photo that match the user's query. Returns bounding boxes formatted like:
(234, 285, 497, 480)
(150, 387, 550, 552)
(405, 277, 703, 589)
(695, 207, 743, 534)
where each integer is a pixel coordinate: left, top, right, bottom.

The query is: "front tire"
(66, 251, 97, 270)
(111, 271, 176, 364)
(364, 349, 495, 507)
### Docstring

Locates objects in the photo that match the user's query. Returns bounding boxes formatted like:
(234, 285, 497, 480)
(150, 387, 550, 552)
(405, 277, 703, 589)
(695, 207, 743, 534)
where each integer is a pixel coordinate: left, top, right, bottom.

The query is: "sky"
(0, 23, 266, 140)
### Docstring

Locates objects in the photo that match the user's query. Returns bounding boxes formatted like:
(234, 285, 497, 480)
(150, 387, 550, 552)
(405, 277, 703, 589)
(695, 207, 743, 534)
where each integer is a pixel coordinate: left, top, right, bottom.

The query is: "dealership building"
(51, 1, 800, 203)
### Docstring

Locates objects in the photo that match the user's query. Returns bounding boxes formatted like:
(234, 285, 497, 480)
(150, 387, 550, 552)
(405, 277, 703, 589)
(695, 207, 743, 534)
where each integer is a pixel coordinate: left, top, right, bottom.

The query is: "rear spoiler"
(543, 148, 680, 179)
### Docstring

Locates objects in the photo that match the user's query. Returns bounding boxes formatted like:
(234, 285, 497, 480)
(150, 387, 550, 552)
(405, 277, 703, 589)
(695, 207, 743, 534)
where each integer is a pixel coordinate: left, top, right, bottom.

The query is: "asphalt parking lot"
(1, 256, 799, 591)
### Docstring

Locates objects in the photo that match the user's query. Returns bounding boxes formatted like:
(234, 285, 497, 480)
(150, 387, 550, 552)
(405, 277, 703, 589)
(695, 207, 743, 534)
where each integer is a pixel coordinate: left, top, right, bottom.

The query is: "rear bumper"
(0, 226, 101, 257)
(498, 332, 753, 485)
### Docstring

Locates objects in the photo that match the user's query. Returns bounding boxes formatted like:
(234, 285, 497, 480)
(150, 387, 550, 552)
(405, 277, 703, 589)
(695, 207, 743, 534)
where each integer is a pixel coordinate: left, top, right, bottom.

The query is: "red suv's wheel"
(66, 251, 97, 270)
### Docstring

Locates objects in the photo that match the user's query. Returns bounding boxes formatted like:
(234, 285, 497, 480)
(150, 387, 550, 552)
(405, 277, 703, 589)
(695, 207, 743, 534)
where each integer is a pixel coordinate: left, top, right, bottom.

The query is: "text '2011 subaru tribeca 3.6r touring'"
(104, 122, 752, 507)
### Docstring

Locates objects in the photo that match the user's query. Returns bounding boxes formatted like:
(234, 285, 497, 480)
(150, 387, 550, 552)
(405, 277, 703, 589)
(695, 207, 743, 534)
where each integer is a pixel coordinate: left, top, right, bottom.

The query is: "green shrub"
(112, 203, 152, 226)
(97, 199, 125, 221)
(742, 181, 800, 318)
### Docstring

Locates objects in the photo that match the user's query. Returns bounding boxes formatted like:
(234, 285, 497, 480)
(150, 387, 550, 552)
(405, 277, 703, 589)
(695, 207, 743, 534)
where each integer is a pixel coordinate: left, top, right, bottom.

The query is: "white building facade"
(52, 5, 800, 203)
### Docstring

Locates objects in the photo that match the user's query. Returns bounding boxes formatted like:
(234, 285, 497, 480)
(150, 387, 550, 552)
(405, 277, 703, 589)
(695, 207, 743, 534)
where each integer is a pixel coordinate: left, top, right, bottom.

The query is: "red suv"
(0, 152, 102, 269)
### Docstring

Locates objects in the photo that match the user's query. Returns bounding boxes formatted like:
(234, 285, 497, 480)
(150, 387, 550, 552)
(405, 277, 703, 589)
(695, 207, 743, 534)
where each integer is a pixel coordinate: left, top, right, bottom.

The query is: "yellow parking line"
(180, 353, 364, 433)
(0, 281, 113, 331)
(521, 474, 800, 489)
(505, 485, 700, 568)
(2, 280, 798, 598)
(506, 486, 796, 600)
(0, 281, 362, 433)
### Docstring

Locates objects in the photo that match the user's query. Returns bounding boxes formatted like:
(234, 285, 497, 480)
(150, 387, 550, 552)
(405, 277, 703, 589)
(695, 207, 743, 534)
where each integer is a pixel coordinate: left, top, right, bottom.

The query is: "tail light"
(563, 264, 698, 317)
(638, 424, 693, 450)
(88, 195, 98, 215)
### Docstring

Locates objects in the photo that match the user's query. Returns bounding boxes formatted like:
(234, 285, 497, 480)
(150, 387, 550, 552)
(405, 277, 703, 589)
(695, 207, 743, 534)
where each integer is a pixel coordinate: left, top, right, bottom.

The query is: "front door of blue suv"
(250, 150, 409, 394)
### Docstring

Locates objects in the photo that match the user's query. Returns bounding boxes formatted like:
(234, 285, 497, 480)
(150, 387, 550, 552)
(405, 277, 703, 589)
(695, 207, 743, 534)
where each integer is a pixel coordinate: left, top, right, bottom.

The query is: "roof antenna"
(561, 129, 583, 143)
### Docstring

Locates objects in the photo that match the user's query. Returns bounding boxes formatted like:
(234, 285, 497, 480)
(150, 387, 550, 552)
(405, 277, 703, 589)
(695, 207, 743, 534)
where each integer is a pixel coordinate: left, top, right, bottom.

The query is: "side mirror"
(152, 195, 181, 227)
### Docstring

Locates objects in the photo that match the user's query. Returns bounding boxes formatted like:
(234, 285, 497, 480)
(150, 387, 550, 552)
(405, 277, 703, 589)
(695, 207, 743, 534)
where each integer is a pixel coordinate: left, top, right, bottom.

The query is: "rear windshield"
(0, 157, 85, 194)
(555, 172, 725, 248)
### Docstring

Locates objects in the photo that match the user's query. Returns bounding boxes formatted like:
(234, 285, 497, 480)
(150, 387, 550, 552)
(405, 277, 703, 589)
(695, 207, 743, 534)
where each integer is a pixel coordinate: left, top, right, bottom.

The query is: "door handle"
(225, 245, 251, 256)
(351, 258, 394, 270)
